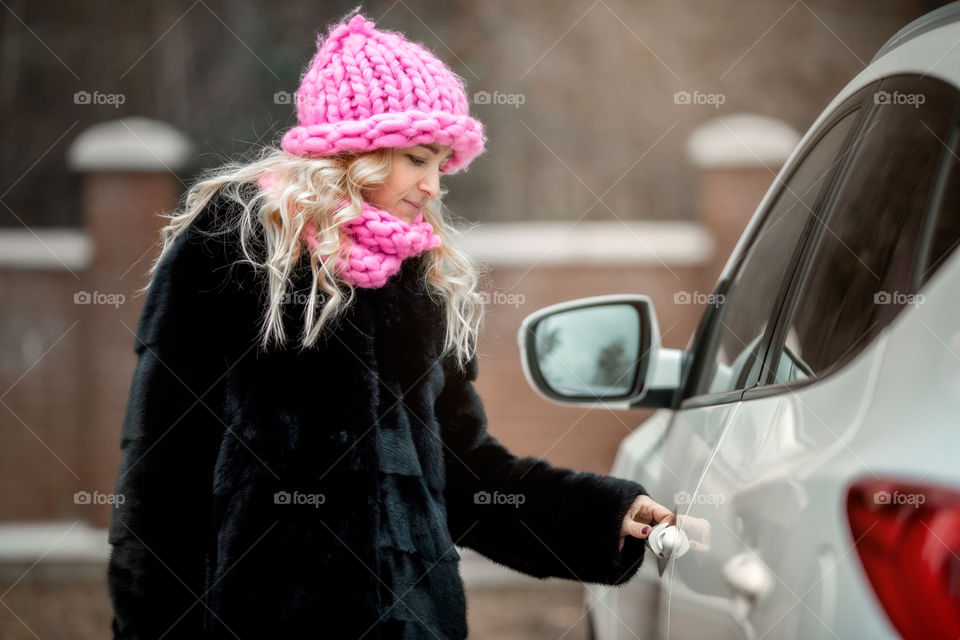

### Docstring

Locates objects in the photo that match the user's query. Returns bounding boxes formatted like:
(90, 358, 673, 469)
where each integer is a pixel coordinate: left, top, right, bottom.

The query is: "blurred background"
(0, 0, 947, 637)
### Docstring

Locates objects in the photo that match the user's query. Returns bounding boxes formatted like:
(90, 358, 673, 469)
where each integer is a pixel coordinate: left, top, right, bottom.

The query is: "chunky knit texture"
(281, 12, 485, 174)
(257, 173, 441, 289)
(309, 202, 441, 288)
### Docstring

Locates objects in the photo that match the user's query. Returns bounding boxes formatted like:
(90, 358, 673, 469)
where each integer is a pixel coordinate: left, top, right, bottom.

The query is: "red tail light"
(847, 479, 960, 640)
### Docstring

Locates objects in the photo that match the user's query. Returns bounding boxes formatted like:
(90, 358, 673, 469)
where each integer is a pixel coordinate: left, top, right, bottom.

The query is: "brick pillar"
(686, 113, 799, 291)
(66, 117, 193, 527)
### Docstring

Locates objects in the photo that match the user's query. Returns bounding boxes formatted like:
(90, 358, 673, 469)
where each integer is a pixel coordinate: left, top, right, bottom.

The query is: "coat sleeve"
(436, 354, 650, 586)
(107, 196, 243, 639)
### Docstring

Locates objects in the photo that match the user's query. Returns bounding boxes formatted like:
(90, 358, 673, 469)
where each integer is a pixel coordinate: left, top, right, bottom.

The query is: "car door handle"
(723, 551, 774, 604)
(721, 552, 774, 640)
(646, 522, 690, 576)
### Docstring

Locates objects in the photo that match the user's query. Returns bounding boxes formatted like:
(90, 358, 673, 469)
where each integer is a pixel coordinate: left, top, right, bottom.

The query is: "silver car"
(518, 3, 960, 639)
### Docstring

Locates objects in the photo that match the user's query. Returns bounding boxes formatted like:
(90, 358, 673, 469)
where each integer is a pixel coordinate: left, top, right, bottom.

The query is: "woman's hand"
(619, 494, 675, 552)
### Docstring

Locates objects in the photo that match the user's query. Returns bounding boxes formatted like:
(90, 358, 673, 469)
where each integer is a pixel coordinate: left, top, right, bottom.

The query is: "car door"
(665, 75, 959, 640)
(638, 82, 875, 640)
(585, 92, 861, 640)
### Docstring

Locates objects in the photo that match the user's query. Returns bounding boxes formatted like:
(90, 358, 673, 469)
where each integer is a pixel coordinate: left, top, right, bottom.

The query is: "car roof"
(834, 2, 960, 106)
(795, 2, 960, 153)
(871, 0, 960, 64)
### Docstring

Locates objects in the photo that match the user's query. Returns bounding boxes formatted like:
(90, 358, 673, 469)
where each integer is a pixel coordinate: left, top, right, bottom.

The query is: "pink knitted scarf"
(257, 174, 441, 289)
(303, 201, 441, 288)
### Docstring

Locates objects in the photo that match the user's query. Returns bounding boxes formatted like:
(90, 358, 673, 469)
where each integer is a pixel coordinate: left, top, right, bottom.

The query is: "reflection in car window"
(772, 78, 958, 384)
(692, 109, 860, 397)
(920, 118, 960, 287)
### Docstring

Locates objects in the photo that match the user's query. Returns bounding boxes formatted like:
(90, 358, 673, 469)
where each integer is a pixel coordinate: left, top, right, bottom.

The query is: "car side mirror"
(517, 294, 682, 409)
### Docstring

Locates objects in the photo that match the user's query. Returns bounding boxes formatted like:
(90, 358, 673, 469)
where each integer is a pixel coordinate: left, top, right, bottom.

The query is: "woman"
(107, 10, 674, 639)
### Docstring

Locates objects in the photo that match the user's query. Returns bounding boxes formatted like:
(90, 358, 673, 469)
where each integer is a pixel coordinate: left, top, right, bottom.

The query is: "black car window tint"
(919, 111, 960, 287)
(691, 109, 860, 397)
(771, 77, 957, 385)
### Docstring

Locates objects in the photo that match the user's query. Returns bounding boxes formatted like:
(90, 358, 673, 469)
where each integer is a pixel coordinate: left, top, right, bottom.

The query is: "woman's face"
(365, 144, 453, 224)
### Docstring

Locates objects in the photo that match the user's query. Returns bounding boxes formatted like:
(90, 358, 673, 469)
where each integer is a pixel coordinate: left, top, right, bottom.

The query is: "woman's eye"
(407, 155, 426, 166)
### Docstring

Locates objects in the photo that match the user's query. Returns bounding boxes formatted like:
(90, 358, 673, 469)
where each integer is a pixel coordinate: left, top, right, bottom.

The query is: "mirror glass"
(534, 304, 641, 397)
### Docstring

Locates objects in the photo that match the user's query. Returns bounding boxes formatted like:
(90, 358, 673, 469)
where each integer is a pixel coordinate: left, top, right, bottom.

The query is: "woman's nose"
(419, 169, 440, 199)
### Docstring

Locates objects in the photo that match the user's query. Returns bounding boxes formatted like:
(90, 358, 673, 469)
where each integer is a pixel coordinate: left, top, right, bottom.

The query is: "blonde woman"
(107, 10, 673, 639)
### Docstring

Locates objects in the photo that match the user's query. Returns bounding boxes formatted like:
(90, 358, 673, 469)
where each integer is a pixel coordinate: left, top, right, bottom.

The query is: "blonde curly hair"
(139, 145, 486, 373)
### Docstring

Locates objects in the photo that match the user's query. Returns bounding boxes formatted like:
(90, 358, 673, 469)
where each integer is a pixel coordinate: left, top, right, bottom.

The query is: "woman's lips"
(403, 200, 422, 215)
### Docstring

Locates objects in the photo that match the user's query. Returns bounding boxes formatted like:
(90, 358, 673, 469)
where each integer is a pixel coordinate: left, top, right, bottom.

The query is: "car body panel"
(581, 10, 960, 640)
(664, 321, 890, 638)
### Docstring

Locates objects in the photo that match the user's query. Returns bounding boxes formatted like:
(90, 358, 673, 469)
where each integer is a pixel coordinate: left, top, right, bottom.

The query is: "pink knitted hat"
(280, 11, 486, 174)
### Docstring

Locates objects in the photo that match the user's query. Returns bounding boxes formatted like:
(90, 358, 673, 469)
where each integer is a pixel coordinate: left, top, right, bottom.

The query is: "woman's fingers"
(621, 511, 653, 542)
(634, 494, 675, 526)
(631, 520, 652, 539)
(654, 504, 676, 526)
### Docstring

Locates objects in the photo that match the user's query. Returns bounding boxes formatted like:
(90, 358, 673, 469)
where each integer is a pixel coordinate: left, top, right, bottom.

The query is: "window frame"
(915, 100, 960, 290)
(678, 84, 876, 410)
(744, 74, 960, 402)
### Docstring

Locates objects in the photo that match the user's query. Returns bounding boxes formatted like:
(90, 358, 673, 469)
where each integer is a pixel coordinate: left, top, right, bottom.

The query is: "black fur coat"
(107, 188, 650, 639)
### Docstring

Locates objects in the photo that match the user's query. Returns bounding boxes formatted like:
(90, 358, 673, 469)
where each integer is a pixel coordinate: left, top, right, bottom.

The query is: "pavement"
(459, 547, 591, 640)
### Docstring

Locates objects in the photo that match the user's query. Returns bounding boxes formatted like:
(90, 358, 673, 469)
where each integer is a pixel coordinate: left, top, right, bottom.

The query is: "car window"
(688, 107, 862, 399)
(769, 76, 959, 385)
(918, 116, 960, 287)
